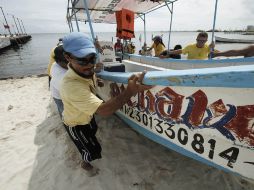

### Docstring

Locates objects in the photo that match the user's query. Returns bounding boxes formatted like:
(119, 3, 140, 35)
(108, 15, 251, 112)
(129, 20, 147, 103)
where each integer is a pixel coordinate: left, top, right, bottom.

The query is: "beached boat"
(67, 0, 254, 180)
(215, 36, 254, 44)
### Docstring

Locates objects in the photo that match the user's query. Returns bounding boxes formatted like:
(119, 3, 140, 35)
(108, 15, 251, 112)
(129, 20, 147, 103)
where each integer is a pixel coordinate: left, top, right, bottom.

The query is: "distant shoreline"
(29, 31, 254, 35)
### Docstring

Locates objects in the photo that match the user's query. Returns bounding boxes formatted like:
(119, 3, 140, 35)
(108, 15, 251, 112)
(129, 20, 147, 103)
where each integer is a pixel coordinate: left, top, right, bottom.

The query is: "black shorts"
(64, 117, 102, 162)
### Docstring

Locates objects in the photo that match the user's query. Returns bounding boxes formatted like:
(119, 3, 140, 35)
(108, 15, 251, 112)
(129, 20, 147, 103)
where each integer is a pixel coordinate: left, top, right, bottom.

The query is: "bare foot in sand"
(81, 161, 99, 177)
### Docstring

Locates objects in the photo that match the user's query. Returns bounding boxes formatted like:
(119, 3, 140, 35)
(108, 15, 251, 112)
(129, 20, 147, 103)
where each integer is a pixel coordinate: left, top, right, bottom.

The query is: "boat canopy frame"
(66, 0, 179, 48)
(66, 0, 219, 54)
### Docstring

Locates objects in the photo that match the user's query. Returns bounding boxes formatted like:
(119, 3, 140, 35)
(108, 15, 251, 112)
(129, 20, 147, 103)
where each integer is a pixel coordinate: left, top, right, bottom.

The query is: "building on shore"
(247, 25, 254, 32)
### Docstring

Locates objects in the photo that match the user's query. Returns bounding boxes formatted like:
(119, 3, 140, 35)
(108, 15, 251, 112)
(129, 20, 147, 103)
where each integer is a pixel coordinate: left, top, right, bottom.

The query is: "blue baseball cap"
(63, 32, 96, 58)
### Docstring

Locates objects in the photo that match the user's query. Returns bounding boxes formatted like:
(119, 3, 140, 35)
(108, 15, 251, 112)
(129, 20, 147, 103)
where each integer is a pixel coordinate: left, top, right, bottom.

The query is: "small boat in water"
(215, 36, 254, 44)
(67, 0, 254, 180)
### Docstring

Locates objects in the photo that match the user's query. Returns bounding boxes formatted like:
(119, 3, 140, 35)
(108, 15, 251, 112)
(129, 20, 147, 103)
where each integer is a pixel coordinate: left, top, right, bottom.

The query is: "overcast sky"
(1, 0, 254, 34)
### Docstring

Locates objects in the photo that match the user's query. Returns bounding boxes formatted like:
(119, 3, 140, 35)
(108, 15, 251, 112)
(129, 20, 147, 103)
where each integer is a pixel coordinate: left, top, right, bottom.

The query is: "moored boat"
(67, 0, 254, 180)
(0, 6, 32, 48)
(215, 36, 254, 44)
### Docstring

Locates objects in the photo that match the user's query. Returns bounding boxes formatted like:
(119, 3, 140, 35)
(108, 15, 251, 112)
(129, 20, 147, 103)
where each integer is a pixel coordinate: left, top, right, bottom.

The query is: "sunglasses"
(70, 53, 97, 66)
(196, 39, 207, 43)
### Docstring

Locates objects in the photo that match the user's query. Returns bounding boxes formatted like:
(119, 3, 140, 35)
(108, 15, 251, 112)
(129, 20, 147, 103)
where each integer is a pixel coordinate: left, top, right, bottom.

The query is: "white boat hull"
(96, 60, 254, 180)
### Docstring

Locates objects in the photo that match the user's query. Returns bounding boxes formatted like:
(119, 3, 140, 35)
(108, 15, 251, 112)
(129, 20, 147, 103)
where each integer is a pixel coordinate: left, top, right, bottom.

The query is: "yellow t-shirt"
(182, 44, 210, 60)
(47, 47, 56, 76)
(151, 43, 165, 57)
(60, 67, 103, 126)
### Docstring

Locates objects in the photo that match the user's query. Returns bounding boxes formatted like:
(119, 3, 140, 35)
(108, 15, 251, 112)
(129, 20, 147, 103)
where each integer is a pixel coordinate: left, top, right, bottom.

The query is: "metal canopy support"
(67, 0, 72, 32)
(165, 1, 174, 50)
(83, 0, 96, 41)
(144, 0, 178, 15)
(137, 13, 147, 45)
(210, 0, 219, 59)
(83, 0, 100, 61)
(144, 14, 146, 45)
(71, 0, 80, 31)
(67, 13, 73, 32)
(67, 8, 74, 32)
(70, 18, 74, 32)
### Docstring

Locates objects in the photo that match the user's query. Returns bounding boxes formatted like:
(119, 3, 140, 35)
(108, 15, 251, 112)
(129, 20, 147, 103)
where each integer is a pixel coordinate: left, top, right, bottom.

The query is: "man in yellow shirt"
(160, 32, 215, 60)
(61, 32, 152, 176)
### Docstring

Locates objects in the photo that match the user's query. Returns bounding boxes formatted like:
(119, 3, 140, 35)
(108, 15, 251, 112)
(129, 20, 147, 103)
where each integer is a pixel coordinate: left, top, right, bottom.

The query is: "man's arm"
(212, 45, 254, 58)
(159, 49, 182, 59)
(96, 72, 153, 116)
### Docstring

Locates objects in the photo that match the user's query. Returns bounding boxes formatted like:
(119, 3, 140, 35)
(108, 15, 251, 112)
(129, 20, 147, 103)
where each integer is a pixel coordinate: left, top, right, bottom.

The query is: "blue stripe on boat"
(129, 54, 254, 64)
(97, 65, 254, 88)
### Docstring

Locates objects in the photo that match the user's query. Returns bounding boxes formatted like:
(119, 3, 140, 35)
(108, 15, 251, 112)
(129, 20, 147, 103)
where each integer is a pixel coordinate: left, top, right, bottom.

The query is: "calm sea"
(0, 32, 252, 79)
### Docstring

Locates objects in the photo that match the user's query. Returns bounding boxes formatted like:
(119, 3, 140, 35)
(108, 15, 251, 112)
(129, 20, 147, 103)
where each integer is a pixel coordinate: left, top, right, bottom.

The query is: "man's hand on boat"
(209, 41, 215, 49)
(127, 71, 153, 96)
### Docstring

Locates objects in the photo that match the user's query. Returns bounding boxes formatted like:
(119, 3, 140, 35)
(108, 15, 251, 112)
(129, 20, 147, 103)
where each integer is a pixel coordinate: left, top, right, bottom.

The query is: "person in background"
(114, 38, 123, 53)
(139, 43, 152, 56)
(50, 45, 68, 116)
(159, 44, 182, 59)
(211, 45, 254, 58)
(60, 32, 152, 176)
(47, 38, 63, 87)
(147, 36, 165, 57)
(160, 32, 215, 60)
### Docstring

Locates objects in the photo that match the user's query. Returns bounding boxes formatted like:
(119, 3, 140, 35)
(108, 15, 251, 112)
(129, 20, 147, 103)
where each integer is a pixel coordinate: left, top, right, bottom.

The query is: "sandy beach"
(0, 76, 253, 190)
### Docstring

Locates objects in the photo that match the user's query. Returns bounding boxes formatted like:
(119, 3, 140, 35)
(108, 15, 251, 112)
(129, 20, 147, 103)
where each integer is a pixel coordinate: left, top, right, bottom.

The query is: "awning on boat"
(67, 0, 178, 24)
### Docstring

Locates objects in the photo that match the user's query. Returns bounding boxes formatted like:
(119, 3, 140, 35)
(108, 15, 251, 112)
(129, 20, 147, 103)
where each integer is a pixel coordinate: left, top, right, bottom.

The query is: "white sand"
(0, 76, 253, 190)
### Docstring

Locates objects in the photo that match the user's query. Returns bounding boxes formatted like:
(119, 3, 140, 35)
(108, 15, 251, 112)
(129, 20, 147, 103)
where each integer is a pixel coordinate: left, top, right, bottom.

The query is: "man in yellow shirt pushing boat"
(60, 32, 152, 176)
(160, 32, 215, 60)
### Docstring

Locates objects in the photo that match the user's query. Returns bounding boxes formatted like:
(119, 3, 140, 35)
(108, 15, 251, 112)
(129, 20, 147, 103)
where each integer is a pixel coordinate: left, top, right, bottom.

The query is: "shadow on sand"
(27, 101, 253, 190)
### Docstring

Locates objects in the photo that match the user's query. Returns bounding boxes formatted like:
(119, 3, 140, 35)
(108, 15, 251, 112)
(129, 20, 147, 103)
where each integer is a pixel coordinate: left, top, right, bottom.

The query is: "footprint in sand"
(15, 121, 33, 129)
(7, 105, 13, 111)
